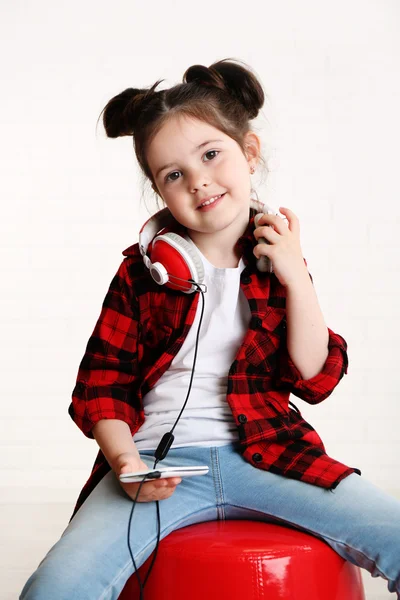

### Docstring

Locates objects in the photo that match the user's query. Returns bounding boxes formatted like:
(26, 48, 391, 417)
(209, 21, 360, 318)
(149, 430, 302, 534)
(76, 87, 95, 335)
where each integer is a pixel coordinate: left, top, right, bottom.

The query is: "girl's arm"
(68, 257, 142, 438)
(285, 266, 329, 381)
(274, 261, 349, 404)
(92, 419, 141, 471)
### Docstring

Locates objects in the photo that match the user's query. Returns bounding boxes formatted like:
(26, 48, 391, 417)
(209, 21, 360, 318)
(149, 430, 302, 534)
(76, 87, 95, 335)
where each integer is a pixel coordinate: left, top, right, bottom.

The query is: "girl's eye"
(165, 150, 220, 183)
(204, 150, 219, 161)
(165, 171, 180, 183)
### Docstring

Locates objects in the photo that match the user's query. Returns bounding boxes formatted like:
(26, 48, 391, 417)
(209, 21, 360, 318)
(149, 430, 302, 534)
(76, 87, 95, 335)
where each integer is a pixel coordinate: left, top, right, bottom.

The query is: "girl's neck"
(199, 248, 241, 269)
(186, 213, 249, 269)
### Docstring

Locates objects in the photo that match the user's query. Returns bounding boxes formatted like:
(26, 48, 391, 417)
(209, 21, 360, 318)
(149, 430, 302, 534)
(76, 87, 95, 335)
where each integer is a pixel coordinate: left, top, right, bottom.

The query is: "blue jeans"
(20, 442, 400, 599)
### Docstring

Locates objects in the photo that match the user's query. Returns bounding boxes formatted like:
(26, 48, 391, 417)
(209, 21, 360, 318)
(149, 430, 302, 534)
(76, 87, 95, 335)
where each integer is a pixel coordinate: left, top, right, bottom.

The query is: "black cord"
(126, 281, 206, 599)
(127, 476, 147, 600)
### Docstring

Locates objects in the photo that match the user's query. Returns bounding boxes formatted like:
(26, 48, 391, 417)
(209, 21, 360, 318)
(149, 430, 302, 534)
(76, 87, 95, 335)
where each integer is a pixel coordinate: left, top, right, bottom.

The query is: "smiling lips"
(197, 192, 226, 210)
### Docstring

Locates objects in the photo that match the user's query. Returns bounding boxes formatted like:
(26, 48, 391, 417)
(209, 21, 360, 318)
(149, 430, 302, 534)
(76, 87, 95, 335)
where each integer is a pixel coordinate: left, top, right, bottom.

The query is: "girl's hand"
(114, 452, 182, 503)
(253, 207, 309, 288)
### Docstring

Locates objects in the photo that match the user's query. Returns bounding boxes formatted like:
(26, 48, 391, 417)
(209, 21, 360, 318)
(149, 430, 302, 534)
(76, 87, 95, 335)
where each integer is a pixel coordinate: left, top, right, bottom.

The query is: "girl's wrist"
(112, 451, 144, 474)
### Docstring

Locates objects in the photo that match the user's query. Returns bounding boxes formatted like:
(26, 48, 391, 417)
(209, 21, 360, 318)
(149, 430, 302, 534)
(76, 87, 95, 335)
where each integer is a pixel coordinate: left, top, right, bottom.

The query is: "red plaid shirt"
(68, 209, 361, 521)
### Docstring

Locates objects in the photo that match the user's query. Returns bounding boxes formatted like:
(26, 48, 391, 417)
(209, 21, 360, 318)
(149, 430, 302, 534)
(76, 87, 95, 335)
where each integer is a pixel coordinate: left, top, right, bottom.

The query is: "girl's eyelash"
(165, 150, 220, 183)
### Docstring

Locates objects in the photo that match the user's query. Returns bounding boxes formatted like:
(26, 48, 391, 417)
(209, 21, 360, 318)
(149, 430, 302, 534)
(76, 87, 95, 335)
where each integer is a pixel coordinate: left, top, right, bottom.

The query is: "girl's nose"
(187, 168, 212, 193)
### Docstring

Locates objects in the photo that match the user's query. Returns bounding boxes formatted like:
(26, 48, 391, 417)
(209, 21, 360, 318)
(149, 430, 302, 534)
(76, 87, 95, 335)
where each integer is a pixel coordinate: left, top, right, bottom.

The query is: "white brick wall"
(2, 1, 399, 598)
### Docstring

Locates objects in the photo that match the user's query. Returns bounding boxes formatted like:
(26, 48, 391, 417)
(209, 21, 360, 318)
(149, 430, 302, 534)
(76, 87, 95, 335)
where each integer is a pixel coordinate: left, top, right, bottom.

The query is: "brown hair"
(97, 57, 269, 208)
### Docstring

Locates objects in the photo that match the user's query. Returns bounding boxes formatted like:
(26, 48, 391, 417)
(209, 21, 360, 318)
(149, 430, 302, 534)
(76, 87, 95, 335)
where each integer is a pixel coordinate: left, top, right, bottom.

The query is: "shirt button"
(254, 317, 262, 328)
(252, 453, 263, 463)
(238, 414, 247, 424)
(75, 382, 85, 394)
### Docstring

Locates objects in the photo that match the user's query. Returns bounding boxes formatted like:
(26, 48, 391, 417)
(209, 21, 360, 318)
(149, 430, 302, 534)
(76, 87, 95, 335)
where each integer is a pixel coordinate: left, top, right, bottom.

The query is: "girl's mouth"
(197, 192, 226, 211)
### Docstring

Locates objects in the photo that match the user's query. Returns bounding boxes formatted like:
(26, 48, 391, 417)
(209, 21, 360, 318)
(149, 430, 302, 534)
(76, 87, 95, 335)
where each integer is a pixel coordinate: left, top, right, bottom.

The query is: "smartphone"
(119, 465, 209, 483)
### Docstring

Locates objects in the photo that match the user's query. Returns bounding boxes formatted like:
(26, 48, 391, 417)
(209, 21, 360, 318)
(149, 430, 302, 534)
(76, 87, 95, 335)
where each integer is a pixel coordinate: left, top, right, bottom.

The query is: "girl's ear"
(244, 131, 261, 165)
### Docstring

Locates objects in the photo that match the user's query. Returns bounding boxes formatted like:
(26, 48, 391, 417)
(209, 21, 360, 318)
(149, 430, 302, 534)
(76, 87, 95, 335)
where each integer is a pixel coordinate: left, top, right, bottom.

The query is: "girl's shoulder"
(120, 241, 166, 299)
(120, 241, 147, 288)
(122, 240, 141, 258)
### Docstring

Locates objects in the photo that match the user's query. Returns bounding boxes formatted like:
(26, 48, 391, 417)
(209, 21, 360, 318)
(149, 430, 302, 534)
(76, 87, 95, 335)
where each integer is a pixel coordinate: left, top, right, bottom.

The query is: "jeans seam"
(211, 447, 225, 520)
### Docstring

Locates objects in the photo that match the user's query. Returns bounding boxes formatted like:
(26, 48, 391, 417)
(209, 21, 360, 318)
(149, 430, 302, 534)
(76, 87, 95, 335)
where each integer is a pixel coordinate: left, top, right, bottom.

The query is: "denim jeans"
(20, 442, 400, 599)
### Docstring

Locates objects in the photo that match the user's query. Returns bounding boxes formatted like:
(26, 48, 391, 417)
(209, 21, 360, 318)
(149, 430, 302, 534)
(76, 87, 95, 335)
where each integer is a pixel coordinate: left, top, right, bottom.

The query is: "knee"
(19, 564, 86, 600)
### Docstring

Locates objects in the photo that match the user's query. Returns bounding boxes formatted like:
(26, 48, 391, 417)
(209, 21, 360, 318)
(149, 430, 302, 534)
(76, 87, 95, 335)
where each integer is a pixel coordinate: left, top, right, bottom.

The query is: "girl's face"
(146, 115, 259, 243)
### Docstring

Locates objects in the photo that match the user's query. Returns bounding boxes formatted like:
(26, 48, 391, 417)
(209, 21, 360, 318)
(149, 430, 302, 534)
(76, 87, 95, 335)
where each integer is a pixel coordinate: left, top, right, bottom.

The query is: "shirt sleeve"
(68, 258, 142, 438)
(273, 259, 349, 405)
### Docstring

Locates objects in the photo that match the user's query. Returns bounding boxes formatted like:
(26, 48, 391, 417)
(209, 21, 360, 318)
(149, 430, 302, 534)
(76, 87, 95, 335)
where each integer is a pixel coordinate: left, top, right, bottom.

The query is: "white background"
(1, 1, 399, 598)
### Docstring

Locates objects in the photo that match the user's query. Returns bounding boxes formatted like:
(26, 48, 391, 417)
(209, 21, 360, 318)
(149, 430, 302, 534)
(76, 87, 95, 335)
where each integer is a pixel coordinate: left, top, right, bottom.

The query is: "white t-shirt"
(133, 235, 252, 450)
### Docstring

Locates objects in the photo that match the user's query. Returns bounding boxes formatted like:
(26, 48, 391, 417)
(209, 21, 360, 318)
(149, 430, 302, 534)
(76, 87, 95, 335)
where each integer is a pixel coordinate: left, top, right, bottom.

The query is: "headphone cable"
(127, 281, 206, 599)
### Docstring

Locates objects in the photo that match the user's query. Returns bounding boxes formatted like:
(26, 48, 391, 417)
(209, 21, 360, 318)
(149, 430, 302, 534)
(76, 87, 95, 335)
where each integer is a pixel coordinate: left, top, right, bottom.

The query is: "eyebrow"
(155, 139, 224, 178)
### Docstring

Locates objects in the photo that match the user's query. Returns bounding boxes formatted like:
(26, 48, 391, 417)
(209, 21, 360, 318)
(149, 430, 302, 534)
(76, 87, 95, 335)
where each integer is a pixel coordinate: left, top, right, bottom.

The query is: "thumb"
(119, 462, 133, 475)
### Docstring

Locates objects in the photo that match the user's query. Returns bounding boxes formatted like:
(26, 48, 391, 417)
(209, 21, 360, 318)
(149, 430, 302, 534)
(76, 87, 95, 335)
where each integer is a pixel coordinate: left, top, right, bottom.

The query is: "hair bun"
(184, 58, 264, 120)
(184, 64, 225, 91)
(100, 84, 162, 138)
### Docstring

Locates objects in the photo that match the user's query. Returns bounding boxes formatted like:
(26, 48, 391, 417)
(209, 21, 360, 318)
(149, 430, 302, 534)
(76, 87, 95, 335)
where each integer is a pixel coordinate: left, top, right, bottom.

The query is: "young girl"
(20, 58, 400, 599)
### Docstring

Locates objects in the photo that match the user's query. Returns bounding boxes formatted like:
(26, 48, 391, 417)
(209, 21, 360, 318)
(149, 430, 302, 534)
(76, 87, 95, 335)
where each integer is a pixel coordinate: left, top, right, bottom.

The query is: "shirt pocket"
(140, 317, 173, 351)
(244, 307, 286, 373)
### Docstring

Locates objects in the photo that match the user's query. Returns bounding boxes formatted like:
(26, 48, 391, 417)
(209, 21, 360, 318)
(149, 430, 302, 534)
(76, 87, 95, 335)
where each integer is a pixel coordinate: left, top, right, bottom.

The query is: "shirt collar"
(234, 208, 258, 267)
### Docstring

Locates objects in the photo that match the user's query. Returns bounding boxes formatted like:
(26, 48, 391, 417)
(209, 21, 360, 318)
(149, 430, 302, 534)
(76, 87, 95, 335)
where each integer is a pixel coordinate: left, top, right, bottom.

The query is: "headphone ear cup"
(150, 232, 205, 293)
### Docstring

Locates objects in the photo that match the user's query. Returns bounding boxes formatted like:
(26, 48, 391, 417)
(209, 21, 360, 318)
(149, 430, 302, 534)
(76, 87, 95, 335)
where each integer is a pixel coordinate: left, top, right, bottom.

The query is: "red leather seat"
(119, 520, 365, 600)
